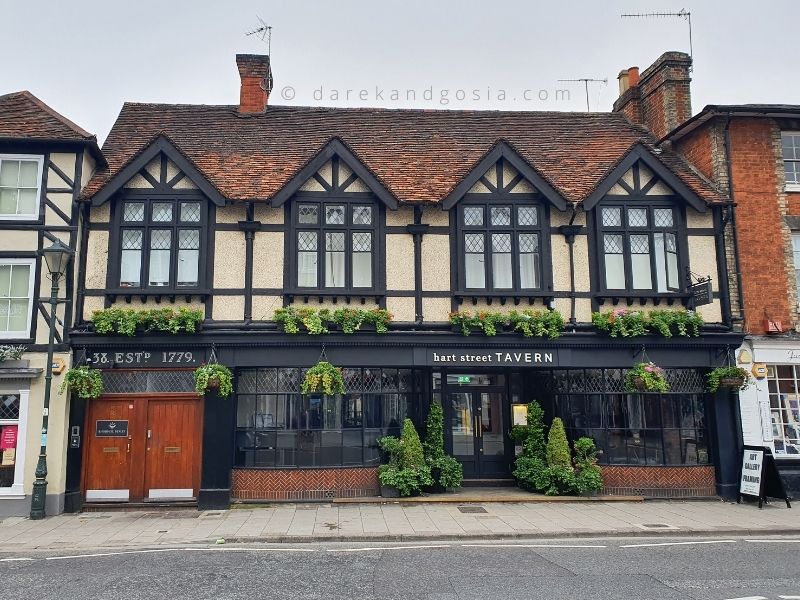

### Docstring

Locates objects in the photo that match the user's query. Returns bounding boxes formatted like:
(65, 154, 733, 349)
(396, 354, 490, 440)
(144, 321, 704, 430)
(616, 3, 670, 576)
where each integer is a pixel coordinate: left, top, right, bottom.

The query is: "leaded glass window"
(598, 204, 681, 293)
(117, 198, 205, 290)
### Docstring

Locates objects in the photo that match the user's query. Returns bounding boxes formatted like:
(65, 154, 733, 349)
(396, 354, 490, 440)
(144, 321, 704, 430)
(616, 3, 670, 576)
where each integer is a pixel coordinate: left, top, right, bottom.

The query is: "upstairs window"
(0, 259, 35, 339)
(294, 201, 376, 290)
(599, 204, 681, 293)
(117, 199, 205, 290)
(459, 201, 543, 292)
(783, 132, 800, 191)
(0, 155, 42, 220)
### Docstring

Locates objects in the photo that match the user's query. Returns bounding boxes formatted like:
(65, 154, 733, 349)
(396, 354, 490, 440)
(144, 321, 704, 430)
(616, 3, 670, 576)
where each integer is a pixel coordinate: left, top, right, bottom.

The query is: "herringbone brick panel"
(601, 465, 716, 498)
(232, 467, 379, 501)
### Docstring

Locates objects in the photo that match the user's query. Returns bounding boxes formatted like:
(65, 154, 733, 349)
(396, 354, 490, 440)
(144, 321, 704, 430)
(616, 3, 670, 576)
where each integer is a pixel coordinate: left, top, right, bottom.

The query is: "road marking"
(0, 557, 34, 562)
(620, 540, 737, 548)
(326, 544, 451, 553)
(778, 596, 800, 599)
(721, 596, 767, 600)
(45, 549, 182, 561)
(461, 543, 607, 549)
(44, 547, 316, 561)
(186, 547, 316, 553)
(746, 539, 800, 543)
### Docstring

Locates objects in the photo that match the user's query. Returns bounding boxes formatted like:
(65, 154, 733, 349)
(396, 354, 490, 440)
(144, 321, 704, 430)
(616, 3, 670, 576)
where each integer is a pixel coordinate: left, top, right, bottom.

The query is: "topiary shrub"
(512, 401, 550, 492)
(573, 437, 603, 495)
(541, 417, 576, 496)
(377, 418, 432, 496)
(423, 401, 463, 491)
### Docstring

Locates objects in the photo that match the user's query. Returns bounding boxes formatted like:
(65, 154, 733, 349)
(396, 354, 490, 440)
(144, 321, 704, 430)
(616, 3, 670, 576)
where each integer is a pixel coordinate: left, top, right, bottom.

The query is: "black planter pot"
(380, 485, 400, 498)
(424, 467, 447, 493)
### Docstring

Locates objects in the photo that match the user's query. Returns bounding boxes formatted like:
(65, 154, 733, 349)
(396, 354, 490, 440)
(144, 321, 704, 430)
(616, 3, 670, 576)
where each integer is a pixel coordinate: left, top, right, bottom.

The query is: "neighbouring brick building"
(613, 51, 800, 493)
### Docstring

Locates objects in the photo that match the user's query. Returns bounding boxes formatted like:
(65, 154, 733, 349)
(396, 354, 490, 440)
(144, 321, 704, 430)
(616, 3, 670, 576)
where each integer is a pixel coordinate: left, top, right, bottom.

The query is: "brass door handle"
(475, 416, 482, 438)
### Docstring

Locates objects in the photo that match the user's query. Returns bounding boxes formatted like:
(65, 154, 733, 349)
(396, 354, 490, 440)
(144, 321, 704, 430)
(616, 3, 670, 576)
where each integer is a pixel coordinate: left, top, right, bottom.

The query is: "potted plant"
(194, 363, 234, 397)
(625, 362, 669, 393)
(423, 401, 463, 492)
(301, 361, 345, 395)
(509, 309, 565, 339)
(0, 345, 27, 368)
(60, 365, 104, 399)
(707, 365, 752, 393)
(377, 419, 432, 497)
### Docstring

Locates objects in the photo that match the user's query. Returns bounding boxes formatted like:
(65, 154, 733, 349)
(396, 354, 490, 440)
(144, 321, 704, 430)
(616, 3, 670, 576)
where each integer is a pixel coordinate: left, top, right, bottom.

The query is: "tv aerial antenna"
(245, 17, 274, 92)
(557, 78, 608, 112)
(621, 9, 693, 66)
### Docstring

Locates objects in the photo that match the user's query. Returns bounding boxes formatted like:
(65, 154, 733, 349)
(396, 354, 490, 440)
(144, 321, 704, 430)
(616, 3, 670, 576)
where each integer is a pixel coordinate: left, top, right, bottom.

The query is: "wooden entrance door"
(143, 398, 202, 500)
(448, 390, 510, 479)
(84, 398, 135, 502)
(83, 394, 203, 503)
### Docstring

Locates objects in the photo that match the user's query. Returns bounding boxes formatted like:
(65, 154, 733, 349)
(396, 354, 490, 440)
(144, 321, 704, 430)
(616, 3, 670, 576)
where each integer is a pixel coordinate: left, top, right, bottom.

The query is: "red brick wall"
(602, 465, 716, 498)
(232, 467, 379, 501)
(673, 126, 714, 181)
(787, 192, 800, 216)
(729, 118, 793, 334)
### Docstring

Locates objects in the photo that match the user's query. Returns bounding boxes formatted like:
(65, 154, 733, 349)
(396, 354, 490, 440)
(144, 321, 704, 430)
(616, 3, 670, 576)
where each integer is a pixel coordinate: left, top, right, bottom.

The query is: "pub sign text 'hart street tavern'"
(431, 351, 555, 364)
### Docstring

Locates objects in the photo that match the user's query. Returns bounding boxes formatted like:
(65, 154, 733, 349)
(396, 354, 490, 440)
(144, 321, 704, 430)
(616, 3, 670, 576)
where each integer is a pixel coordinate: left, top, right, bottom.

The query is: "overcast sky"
(2, 0, 798, 143)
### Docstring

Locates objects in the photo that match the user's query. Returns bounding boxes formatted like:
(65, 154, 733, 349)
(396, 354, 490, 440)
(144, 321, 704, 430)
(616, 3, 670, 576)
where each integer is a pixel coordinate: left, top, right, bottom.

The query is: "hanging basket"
(707, 366, 751, 393)
(301, 361, 345, 395)
(630, 376, 648, 391)
(205, 377, 220, 389)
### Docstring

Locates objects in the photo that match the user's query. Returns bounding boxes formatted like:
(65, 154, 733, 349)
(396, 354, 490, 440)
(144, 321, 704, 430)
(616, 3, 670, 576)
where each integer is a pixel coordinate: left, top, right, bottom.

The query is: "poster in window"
(0, 425, 17, 450)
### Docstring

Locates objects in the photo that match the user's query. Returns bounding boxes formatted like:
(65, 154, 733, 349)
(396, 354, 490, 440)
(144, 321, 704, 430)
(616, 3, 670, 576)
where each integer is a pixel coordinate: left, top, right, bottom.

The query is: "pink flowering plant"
(625, 362, 669, 393)
(591, 308, 648, 337)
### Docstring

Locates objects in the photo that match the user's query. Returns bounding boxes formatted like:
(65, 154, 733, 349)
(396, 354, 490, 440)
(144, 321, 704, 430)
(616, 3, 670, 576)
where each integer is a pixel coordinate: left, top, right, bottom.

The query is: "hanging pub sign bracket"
(686, 270, 713, 308)
(738, 445, 792, 509)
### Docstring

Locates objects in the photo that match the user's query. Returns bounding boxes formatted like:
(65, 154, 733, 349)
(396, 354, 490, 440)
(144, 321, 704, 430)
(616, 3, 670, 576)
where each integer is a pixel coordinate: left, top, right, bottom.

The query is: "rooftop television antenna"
(621, 9, 693, 66)
(245, 17, 273, 92)
(557, 78, 608, 112)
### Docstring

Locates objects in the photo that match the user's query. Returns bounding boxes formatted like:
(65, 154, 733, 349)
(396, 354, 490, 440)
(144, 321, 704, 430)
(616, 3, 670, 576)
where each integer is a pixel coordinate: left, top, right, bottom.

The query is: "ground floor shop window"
(536, 369, 709, 466)
(766, 365, 800, 456)
(0, 392, 25, 492)
(235, 368, 418, 468)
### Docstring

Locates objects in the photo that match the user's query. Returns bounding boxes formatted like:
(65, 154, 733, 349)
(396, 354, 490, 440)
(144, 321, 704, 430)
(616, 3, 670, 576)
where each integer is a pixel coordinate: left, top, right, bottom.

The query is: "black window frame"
(109, 193, 211, 294)
(593, 200, 688, 296)
(453, 195, 551, 295)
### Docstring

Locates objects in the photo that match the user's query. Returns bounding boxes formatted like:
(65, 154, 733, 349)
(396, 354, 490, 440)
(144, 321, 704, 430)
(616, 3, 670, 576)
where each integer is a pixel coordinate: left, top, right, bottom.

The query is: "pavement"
(0, 498, 798, 550)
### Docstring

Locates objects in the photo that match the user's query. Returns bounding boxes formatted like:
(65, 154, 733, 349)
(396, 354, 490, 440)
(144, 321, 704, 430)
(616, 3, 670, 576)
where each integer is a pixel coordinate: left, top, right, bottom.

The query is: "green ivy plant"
(707, 366, 752, 393)
(591, 308, 648, 337)
(648, 310, 703, 338)
(194, 364, 234, 397)
(60, 365, 103, 399)
(91, 308, 203, 336)
(331, 308, 366, 334)
(509, 309, 565, 339)
(449, 311, 510, 336)
(0, 345, 26, 362)
(624, 362, 669, 393)
(363, 308, 393, 334)
(301, 361, 345, 395)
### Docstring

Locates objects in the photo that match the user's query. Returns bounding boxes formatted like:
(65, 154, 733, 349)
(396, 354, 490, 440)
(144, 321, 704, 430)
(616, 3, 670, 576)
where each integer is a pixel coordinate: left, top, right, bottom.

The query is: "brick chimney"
(613, 52, 692, 139)
(236, 54, 272, 114)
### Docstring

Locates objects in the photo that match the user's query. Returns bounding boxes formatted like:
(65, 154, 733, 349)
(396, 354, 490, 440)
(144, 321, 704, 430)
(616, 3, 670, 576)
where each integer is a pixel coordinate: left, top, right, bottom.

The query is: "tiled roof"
(84, 103, 726, 205)
(0, 90, 95, 142)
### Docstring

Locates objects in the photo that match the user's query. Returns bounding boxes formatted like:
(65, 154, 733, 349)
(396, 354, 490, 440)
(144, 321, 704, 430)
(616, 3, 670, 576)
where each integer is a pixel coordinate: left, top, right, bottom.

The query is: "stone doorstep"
(332, 494, 645, 504)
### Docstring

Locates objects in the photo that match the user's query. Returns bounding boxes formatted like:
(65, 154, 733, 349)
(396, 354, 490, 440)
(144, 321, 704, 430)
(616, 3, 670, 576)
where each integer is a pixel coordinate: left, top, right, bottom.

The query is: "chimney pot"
(628, 67, 640, 87)
(617, 69, 630, 95)
(236, 54, 272, 114)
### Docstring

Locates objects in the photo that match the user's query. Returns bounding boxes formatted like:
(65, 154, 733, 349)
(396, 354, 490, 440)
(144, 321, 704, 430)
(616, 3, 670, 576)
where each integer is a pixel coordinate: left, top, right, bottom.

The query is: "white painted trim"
(0, 389, 27, 496)
(0, 154, 44, 220)
(148, 488, 193, 500)
(787, 183, 800, 193)
(0, 258, 36, 339)
(86, 489, 130, 501)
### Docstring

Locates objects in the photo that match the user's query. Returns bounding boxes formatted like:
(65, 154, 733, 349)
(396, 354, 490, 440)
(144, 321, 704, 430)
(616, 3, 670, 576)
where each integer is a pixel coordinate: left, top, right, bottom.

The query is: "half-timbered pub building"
(67, 52, 744, 510)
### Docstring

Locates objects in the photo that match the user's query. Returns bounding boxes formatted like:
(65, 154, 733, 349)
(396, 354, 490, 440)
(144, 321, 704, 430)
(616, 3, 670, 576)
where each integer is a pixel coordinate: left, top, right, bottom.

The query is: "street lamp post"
(30, 239, 73, 520)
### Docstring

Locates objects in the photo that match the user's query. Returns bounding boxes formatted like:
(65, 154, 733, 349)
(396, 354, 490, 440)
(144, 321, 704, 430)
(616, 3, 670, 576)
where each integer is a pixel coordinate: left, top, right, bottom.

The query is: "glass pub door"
(448, 385, 508, 479)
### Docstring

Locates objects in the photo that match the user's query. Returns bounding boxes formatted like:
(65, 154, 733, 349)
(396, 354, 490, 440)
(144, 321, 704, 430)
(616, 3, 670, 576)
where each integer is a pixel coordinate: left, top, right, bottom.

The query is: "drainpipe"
(75, 201, 90, 326)
(406, 205, 429, 326)
(238, 202, 258, 324)
(713, 205, 733, 328)
(723, 115, 746, 324)
(558, 205, 584, 326)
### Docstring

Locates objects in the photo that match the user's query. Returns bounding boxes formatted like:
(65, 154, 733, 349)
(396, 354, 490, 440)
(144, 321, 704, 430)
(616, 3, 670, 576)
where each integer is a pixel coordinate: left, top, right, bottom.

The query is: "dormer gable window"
(453, 157, 550, 294)
(593, 160, 687, 295)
